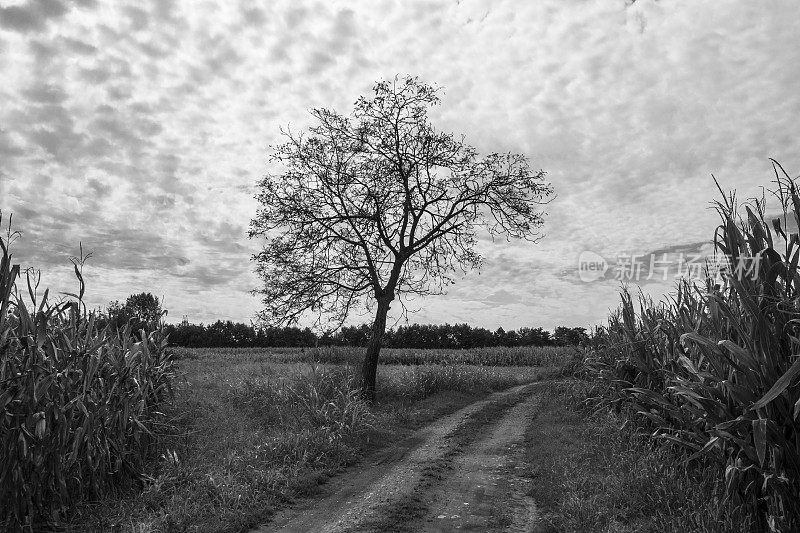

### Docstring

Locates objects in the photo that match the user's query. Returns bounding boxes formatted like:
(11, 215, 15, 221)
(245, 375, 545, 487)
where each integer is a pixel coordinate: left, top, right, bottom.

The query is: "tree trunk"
(361, 295, 392, 402)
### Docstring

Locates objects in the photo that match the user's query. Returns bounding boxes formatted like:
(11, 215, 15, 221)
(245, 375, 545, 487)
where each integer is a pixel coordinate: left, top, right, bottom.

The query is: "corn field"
(586, 161, 800, 531)
(0, 215, 176, 531)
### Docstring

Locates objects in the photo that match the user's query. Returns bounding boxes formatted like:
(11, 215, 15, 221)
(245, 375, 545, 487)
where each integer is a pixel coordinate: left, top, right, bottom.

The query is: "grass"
(523, 380, 753, 532)
(170, 344, 574, 368)
(67, 348, 559, 532)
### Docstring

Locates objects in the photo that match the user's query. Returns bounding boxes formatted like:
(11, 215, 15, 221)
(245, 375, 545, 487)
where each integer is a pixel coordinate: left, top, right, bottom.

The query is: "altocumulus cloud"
(1, 0, 799, 328)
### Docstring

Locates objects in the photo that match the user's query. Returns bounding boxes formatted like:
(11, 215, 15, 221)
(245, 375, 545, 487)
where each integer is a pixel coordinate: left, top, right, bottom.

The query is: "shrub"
(0, 215, 176, 530)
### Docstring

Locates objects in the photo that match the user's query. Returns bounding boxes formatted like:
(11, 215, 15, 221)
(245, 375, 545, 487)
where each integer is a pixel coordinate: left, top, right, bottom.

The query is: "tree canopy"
(102, 292, 163, 335)
(250, 76, 554, 399)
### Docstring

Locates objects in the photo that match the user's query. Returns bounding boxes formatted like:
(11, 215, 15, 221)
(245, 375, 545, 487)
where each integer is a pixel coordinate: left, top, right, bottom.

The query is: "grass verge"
(523, 380, 753, 533)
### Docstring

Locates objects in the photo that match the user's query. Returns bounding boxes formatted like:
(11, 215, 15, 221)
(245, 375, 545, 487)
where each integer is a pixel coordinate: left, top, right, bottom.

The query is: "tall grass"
(171, 345, 574, 367)
(234, 365, 375, 439)
(586, 161, 800, 530)
(306, 345, 573, 367)
(376, 363, 539, 401)
(0, 215, 176, 530)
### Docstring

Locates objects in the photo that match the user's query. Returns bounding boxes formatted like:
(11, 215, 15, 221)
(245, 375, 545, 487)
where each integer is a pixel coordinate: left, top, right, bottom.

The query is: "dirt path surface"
(418, 393, 540, 532)
(258, 383, 543, 533)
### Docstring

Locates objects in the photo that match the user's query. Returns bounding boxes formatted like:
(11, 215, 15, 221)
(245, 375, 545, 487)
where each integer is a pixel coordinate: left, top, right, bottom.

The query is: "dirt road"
(258, 383, 545, 533)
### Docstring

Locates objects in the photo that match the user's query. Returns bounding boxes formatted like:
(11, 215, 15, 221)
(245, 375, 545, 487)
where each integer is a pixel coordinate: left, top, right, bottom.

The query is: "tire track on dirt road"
(259, 382, 544, 533)
(414, 391, 542, 532)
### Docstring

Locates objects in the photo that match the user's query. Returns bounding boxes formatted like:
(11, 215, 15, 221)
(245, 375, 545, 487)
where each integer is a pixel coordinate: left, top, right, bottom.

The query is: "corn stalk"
(0, 213, 176, 531)
(586, 161, 800, 531)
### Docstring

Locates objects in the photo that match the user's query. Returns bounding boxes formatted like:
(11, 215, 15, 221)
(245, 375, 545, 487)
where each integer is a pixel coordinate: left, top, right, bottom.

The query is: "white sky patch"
(1, 0, 799, 329)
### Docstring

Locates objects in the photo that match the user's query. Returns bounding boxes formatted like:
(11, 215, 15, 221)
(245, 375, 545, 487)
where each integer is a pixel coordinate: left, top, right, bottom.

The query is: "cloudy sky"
(1, 0, 799, 330)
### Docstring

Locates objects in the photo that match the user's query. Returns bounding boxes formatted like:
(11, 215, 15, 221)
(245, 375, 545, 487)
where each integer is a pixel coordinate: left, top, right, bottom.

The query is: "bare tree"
(250, 77, 553, 401)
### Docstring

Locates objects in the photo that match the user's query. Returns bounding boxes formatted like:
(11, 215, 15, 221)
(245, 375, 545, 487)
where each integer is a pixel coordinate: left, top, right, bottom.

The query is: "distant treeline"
(94, 293, 588, 349)
(163, 321, 588, 348)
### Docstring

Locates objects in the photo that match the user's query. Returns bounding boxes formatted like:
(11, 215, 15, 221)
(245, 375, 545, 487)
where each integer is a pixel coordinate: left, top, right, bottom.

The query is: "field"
(8, 337, 758, 533)
(170, 344, 570, 368)
(67, 346, 570, 532)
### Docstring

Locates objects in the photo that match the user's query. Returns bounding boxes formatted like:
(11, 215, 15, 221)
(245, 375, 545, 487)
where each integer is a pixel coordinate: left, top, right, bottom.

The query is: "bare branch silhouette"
(250, 76, 554, 400)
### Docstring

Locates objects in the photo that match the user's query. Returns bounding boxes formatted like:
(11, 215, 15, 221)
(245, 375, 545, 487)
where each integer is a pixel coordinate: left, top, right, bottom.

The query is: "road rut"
(259, 383, 543, 533)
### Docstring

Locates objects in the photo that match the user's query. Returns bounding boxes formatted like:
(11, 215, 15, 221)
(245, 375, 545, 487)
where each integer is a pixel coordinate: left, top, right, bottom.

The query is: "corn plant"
(0, 213, 176, 531)
(586, 161, 800, 531)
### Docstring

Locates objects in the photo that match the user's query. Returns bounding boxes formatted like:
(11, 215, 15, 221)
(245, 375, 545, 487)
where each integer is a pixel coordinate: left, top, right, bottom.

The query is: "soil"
(258, 383, 544, 533)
